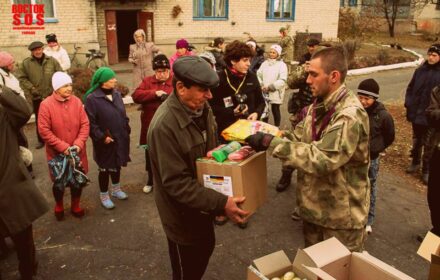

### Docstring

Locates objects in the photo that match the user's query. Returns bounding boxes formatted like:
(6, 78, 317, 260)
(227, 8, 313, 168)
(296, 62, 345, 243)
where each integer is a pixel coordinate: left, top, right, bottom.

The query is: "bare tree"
(362, 0, 431, 37)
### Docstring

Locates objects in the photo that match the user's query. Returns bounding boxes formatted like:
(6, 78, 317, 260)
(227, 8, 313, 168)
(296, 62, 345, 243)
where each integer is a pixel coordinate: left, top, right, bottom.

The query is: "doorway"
(105, 10, 155, 65)
(116, 10, 138, 60)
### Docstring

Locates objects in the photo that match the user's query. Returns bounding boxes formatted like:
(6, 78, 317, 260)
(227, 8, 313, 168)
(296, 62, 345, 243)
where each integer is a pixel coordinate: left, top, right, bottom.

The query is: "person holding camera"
(210, 40, 265, 142)
(132, 54, 173, 194)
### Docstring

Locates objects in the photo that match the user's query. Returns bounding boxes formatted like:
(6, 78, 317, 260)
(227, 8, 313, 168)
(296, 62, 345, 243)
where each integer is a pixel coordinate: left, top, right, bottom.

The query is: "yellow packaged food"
(221, 119, 282, 143)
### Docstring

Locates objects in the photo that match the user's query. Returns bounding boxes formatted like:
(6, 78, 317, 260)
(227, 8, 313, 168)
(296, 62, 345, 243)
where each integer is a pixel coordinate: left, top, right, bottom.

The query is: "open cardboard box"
(196, 151, 267, 214)
(417, 231, 440, 280)
(248, 237, 414, 280)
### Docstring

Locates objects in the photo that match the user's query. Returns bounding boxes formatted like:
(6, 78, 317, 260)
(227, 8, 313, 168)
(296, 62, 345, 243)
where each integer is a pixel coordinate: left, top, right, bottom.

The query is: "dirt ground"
(381, 102, 428, 191)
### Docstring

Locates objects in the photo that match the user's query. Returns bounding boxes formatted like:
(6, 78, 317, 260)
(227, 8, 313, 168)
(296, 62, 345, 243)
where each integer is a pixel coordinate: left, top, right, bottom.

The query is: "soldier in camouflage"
(278, 27, 294, 73)
(246, 47, 370, 252)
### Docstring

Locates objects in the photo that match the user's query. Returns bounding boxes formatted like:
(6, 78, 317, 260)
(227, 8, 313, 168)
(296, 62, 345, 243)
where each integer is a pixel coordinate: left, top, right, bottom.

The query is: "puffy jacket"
(366, 101, 395, 159)
(257, 59, 288, 104)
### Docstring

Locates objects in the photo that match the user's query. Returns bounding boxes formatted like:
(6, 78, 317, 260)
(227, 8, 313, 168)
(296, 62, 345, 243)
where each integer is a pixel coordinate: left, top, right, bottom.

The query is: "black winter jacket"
(210, 68, 264, 138)
(366, 101, 395, 159)
(405, 61, 440, 126)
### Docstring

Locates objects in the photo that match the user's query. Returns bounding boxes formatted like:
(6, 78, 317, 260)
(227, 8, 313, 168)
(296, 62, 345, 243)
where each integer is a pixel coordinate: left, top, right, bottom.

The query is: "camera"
(235, 93, 248, 116)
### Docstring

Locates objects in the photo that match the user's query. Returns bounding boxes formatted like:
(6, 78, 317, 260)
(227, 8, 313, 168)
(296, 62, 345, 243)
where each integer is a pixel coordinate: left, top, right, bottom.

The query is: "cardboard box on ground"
(196, 151, 267, 214)
(247, 237, 415, 280)
(417, 231, 440, 280)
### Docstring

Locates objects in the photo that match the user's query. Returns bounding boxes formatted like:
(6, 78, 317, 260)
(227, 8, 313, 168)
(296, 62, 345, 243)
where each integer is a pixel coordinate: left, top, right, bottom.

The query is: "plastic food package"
(206, 144, 226, 158)
(221, 119, 282, 143)
(212, 141, 241, 162)
(227, 146, 256, 161)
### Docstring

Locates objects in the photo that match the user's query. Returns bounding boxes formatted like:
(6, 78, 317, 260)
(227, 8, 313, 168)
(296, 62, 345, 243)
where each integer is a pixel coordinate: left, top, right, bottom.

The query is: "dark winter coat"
(249, 46, 265, 74)
(84, 88, 131, 169)
(366, 101, 395, 160)
(426, 86, 440, 149)
(405, 61, 440, 126)
(204, 46, 227, 72)
(147, 92, 227, 245)
(132, 74, 173, 145)
(209, 68, 265, 136)
(0, 86, 49, 237)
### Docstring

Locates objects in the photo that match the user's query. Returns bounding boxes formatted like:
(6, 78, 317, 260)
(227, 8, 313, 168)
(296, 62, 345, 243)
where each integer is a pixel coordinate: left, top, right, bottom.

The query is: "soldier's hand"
(245, 132, 274, 152)
(224, 196, 249, 224)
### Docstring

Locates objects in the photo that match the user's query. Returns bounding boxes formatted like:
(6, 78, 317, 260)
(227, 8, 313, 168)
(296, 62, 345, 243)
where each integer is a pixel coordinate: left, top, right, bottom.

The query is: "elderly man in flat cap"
(16, 41, 62, 149)
(147, 56, 249, 280)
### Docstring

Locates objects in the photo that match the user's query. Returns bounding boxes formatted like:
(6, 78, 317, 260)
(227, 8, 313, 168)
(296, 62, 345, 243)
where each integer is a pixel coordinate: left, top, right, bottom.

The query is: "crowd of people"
(0, 26, 439, 280)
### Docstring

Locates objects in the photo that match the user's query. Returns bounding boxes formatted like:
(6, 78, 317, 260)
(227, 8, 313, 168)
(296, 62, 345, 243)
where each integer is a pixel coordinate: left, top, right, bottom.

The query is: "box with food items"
(221, 119, 282, 143)
(248, 237, 415, 280)
(196, 147, 267, 214)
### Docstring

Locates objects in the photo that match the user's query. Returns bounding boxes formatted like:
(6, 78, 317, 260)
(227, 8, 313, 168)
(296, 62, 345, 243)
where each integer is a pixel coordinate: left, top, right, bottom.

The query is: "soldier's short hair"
(311, 47, 348, 83)
(224, 40, 255, 67)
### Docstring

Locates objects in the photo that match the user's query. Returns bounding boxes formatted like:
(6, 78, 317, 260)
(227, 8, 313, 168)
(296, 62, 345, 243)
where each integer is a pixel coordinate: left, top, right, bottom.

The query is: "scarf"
(83, 67, 116, 102)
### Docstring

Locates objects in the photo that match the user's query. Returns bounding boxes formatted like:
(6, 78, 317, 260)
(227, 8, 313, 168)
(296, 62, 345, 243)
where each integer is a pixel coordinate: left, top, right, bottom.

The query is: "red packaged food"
(227, 146, 256, 161)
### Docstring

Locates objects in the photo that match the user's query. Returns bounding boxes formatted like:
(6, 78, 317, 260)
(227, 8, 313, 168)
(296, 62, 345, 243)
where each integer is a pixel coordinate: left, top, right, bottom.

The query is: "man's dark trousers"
(167, 235, 215, 280)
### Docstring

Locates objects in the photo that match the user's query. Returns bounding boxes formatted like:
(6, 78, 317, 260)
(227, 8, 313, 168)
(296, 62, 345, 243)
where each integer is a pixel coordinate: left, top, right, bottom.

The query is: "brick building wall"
(0, 0, 98, 62)
(95, 0, 339, 58)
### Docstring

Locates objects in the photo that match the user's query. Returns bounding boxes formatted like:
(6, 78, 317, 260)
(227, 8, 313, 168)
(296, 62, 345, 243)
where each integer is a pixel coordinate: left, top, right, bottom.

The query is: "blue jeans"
(368, 157, 380, 226)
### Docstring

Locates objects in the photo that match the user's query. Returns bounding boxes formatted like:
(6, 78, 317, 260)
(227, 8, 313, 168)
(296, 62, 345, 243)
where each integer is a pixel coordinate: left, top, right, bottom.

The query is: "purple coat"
(84, 88, 131, 169)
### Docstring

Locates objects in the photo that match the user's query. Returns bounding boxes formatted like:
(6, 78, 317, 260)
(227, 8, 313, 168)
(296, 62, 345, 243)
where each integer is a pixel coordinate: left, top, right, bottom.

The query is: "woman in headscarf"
(84, 67, 131, 210)
(38, 72, 90, 220)
(128, 29, 160, 88)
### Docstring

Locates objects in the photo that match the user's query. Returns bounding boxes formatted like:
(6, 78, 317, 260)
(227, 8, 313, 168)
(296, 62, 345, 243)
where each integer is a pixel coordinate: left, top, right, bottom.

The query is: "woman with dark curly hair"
(209, 40, 265, 141)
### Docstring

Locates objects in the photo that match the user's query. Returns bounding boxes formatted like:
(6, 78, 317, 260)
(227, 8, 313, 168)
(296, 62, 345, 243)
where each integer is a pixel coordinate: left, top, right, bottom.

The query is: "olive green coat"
(147, 92, 228, 245)
(0, 86, 49, 236)
(16, 55, 62, 100)
(269, 85, 370, 230)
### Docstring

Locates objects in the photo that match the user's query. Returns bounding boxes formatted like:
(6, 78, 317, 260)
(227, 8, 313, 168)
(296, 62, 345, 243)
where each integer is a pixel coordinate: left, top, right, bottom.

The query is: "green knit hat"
(82, 67, 116, 102)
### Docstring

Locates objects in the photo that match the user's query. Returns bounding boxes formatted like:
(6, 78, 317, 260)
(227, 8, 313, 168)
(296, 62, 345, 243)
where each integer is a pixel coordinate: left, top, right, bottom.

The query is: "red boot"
(54, 200, 64, 221)
(71, 196, 85, 218)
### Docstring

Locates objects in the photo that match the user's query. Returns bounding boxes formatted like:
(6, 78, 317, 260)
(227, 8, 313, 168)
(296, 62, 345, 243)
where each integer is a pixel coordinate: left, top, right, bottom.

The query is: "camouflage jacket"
(278, 36, 294, 63)
(287, 64, 313, 115)
(268, 85, 370, 230)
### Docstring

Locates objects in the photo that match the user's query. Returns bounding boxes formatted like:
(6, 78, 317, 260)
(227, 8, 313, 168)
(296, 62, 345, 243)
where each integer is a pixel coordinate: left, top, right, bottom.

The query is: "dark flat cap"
(173, 56, 219, 88)
(28, 41, 44, 51)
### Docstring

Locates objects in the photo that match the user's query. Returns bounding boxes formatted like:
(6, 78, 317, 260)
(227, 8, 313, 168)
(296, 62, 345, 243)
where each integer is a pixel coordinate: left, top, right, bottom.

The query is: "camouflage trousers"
(302, 221, 366, 252)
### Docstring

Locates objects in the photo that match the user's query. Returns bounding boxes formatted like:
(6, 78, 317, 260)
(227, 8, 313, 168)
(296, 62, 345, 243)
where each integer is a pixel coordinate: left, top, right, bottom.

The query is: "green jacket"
(147, 92, 228, 245)
(0, 86, 49, 236)
(269, 85, 370, 230)
(278, 35, 294, 63)
(16, 54, 62, 100)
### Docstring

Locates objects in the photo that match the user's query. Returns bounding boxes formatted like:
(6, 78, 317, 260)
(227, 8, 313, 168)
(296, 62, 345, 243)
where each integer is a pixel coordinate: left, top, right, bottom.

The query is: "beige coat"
(128, 29, 159, 88)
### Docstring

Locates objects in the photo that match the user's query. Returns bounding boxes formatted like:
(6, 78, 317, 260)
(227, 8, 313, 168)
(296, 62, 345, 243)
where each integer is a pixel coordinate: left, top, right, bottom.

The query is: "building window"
(266, 0, 295, 21)
(193, 0, 228, 20)
(348, 0, 357, 6)
(12, 0, 57, 22)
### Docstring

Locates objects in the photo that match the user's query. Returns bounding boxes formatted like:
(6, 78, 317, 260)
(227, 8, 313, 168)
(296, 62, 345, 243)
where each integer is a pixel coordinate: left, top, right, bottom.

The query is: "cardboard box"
(417, 231, 440, 280)
(247, 237, 415, 280)
(196, 151, 267, 214)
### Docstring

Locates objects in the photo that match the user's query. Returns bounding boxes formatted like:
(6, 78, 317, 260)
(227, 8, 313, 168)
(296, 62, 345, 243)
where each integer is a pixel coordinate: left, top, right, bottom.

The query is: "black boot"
(276, 167, 294, 192)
